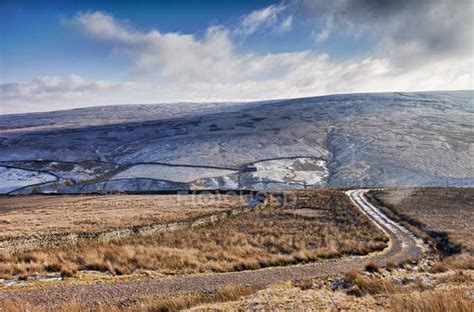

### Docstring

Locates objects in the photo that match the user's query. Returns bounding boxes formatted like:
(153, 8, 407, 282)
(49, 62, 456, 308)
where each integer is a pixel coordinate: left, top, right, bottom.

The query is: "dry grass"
(445, 254, 474, 270)
(436, 270, 474, 285)
(368, 188, 473, 252)
(368, 188, 474, 278)
(389, 288, 473, 312)
(186, 283, 384, 311)
(0, 190, 387, 279)
(365, 262, 380, 273)
(140, 285, 256, 312)
(344, 269, 398, 295)
(180, 267, 474, 312)
(0, 285, 257, 312)
(186, 272, 474, 312)
(434, 254, 474, 272)
(0, 194, 247, 239)
(342, 269, 473, 312)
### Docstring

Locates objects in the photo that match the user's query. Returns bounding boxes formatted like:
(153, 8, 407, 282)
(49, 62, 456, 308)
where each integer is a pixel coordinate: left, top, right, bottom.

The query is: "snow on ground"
(189, 158, 329, 190)
(0, 166, 57, 194)
(251, 158, 328, 186)
(191, 174, 241, 190)
(0, 161, 115, 183)
(111, 164, 238, 183)
(1, 91, 473, 193)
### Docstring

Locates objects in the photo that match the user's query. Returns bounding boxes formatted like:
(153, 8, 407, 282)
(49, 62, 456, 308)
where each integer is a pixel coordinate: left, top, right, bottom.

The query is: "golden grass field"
(1, 188, 473, 312)
(0, 194, 246, 239)
(0, 190, 388, 280)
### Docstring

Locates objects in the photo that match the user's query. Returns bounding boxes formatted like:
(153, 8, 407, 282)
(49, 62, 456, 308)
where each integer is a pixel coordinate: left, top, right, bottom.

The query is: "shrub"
(365, 262, 380, 273)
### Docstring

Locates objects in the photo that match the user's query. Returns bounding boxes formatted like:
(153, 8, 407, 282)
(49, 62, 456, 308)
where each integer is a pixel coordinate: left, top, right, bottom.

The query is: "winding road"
(0, 189, 425, 309)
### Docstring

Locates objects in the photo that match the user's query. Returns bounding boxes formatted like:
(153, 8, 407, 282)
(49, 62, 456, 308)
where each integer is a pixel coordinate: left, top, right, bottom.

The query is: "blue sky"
(1, 1, 287, 81)
(1, 0, 473, 113)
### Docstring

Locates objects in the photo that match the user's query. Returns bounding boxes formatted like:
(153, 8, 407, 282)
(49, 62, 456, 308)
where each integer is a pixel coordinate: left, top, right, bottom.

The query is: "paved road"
(0, 190, 425, 309)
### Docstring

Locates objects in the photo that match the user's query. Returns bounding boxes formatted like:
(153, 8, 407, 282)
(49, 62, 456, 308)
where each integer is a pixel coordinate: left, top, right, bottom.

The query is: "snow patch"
(0, 166, 57, 194)
(111, 164, 238, 183)
(251, 158, 328, 186)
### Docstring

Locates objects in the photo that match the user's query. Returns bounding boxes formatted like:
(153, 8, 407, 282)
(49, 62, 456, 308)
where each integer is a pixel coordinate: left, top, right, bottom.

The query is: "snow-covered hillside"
(0, 91, 472, 194)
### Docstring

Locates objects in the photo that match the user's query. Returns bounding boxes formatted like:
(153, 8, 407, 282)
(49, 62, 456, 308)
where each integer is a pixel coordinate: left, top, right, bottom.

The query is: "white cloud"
(235, 4, 292, 35)
(74, 12, 238, 82)
(73, 11, 138, 43)
(313, 16, 333, 43)
(278, 15, 293, 32)
(2, 55, 472, 114)
(299, 0, 474, 66)
(71, 11, 300, 84)
(1, 5, 472, 114)
(1, 75, 90, 98)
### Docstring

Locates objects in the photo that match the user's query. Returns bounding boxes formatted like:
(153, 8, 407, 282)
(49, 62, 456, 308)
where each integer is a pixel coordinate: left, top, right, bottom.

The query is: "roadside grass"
(343, 268, 473, 312)
(139, 285, 256, 312)
(344, 268, 400, 295)
(339, 267, 473, 311)
(0, 190, 388, 279)
(367, 187, 474, 278)
(0, 284, 258, 312)
(437, 253, 474, 271)
(366, 188, 473, 253)
(175, 268, 474, 312)
(388, 288, 472, 312)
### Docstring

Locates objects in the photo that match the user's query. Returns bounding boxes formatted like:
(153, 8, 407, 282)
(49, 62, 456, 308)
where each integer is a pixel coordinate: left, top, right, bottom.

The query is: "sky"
(0, 0, 473, 114)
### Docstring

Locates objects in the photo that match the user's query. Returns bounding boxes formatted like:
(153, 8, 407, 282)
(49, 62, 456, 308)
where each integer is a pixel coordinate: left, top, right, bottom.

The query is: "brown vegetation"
(388, 288, 473, 312)
(365, 262, 380, 273)
(184, 268, 474, 311)
(344, 268, 398, 295)
(342, 268, 473, 312)
(433, 254, 474, 272)
(367, 188, 473, 253)
(0, 194, 246, 239)
(0, 284, 257, 312)
(0, 190, 388, 279)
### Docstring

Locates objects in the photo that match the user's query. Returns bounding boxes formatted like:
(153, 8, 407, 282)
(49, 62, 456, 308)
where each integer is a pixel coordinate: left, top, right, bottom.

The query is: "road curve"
(0, 189, 425, 309)
(345, 189, 425, 256)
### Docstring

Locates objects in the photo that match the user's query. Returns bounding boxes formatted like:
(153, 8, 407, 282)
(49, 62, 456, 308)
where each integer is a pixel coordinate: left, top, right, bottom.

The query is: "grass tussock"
(344, 269, 396, 295)
(389, 288, 473, 312)
(292, 278, 314, 291)
(430, 254, 474, 274)
(0, 190, 388, 280)
(436, 270, 473, 285)
(342, 267, 473, 312)
(365, 262, 380, 273)
(440, 254, 474, 271)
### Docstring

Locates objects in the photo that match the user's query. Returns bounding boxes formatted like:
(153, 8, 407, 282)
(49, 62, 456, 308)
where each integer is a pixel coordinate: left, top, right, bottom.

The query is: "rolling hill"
(0, 91, 472, 193)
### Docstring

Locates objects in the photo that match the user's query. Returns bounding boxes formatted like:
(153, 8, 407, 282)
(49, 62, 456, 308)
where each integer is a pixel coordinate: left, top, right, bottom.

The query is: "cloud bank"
(1, 1, 472, 114)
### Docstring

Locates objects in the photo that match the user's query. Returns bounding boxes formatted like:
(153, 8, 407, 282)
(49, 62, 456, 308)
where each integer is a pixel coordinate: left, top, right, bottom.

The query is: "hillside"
(0, 91, 472, 193)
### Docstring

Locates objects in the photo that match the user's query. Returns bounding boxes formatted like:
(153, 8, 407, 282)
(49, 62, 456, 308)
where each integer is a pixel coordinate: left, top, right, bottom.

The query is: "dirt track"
(0, 190, 425, 309)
